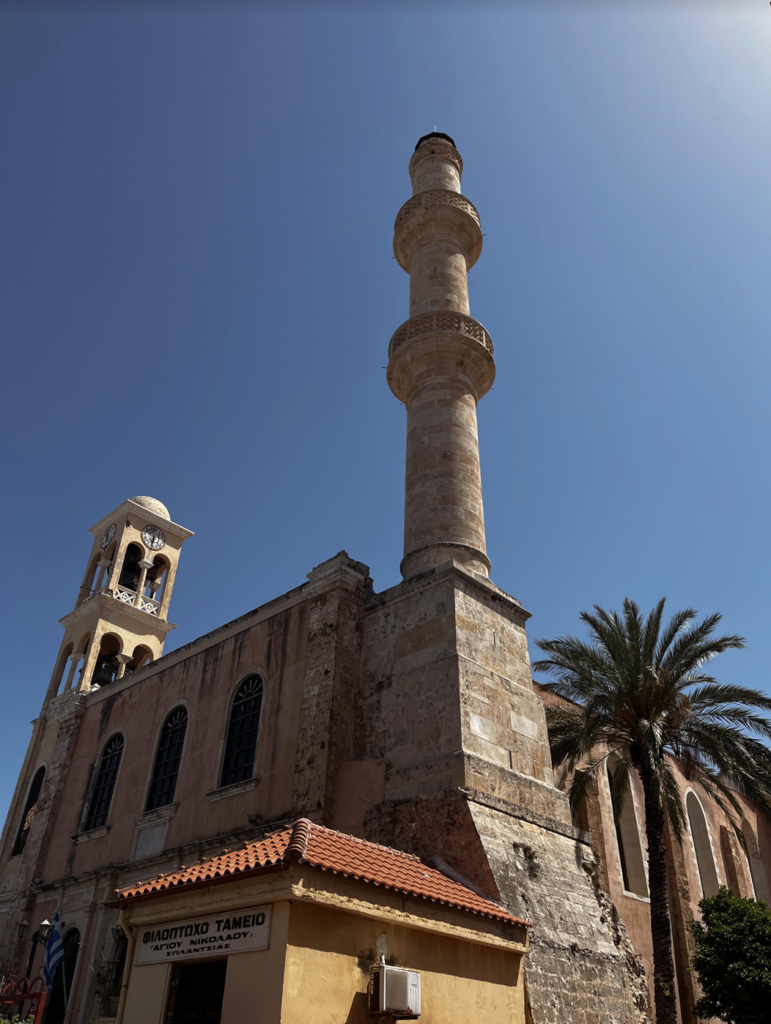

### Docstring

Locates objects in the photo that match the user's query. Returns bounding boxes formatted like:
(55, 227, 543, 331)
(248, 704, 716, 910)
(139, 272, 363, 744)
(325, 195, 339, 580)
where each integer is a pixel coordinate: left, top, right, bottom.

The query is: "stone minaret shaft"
(388, 134, 495, 580)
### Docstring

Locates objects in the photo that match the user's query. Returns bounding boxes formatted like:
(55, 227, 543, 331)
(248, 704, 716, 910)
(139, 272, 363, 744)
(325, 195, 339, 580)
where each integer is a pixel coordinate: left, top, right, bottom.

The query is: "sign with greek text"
(135, 906, 271, 964)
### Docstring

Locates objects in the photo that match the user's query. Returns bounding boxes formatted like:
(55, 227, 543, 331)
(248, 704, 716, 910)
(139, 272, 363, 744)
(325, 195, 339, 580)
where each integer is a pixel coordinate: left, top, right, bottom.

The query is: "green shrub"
(691, 886, 771, 1023)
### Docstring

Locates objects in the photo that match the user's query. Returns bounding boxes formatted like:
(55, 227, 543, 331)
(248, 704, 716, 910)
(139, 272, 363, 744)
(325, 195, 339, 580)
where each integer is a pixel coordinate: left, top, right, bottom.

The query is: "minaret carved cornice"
(388, 134, 495, 581)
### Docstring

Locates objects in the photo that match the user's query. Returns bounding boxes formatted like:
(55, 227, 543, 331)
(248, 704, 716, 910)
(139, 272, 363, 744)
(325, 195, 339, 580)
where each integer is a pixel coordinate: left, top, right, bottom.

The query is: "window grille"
(146, 708, 188, 811)
(84, 736, 124, 831)
(220, 676, 263, 788)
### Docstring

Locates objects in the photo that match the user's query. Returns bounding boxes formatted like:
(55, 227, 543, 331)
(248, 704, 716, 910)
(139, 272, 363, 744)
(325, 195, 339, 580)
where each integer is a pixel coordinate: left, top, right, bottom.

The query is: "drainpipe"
(114, 910, 134, 1024)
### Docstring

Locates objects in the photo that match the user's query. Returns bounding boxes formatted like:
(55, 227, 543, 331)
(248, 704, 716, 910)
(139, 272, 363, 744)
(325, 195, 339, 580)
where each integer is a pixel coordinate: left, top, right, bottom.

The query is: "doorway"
(165, 960, 228, 1024)
(45, 928, 80, 1024)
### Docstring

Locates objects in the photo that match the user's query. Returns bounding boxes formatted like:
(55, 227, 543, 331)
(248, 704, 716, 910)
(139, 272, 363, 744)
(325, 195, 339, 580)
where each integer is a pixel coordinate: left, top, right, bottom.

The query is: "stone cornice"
(89, 500, 194, 543)
(58, 592, 177, 633)
(304, 550, 370, 597)
(364, 559, 531, 625)
(461, 783, 590, 845)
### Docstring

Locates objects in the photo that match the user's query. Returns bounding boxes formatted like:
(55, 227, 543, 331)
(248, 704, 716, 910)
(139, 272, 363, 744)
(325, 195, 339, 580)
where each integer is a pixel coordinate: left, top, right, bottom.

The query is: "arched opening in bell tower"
(78, 555, 101, 607)
(126, 644, 153, 676)
(92, 634, 122, 688)
(118, 543, 143, 595)
(96, 542, 117, 590)
(53, 642, 73, 696)
(143, 555, 169, 610)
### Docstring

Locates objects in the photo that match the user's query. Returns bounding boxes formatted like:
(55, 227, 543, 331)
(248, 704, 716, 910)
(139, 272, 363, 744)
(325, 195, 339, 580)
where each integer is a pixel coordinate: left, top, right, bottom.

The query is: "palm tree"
(533, 598, 771, 1024)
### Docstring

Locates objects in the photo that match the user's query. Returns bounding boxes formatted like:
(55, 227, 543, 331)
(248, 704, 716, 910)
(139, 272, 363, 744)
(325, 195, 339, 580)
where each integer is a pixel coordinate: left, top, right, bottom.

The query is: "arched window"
(687, 791, 720, 898)
(607, 757, 648, 898)
(146, 708, 188, 811)
(742, 819, 771, 903)
(84, 735, 124, 831)
(220, 676, 263, 788)
(12, 766, 46, 856)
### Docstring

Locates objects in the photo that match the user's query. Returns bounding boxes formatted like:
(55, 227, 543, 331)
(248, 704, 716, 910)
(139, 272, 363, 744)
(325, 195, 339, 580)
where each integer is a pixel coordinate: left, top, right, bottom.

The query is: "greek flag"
(43, 911, 64, 989)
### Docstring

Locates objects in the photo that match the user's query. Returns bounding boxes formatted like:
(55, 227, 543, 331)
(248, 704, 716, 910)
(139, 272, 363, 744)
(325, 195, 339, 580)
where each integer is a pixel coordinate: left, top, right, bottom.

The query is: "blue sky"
(1, 1, 769, 820)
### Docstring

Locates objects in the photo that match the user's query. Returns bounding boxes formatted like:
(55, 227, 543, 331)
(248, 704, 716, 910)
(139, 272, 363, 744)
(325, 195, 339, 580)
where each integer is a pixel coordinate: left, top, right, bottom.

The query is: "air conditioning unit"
(369, 962, 421, 1018)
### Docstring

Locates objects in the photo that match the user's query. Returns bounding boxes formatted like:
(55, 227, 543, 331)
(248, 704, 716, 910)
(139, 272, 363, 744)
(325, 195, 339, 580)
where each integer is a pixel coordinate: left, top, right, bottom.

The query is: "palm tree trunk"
(640, 767, 678, 1024)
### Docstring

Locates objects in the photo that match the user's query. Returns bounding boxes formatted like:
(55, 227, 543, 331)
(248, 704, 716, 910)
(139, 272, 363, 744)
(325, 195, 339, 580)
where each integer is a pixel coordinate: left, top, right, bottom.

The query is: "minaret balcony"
(393, 190, 483, 272)
(387, 313, 496, 405)
(388, 311, 493, 361)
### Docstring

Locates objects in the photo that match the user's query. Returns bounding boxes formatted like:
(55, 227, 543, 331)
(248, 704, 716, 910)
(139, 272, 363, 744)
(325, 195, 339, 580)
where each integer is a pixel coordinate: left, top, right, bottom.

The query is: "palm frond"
(622, 598, 644, 682)
(654, 606, 696, 667)
(661, 612, 744, 680)
(687, 683, 771, 713)
(566, 748, 620, 819)
(642, 597, 667, 668)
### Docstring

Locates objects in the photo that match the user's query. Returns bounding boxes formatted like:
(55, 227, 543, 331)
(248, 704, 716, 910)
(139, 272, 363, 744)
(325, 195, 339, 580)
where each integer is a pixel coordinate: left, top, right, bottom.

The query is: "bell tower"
(45, 496, 193, 702)
(0, 497, 193, 973)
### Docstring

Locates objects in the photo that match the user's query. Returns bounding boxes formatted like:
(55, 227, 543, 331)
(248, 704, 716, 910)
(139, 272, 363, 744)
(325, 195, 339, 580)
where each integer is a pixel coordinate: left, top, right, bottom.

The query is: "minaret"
(362, 137, 649, 1023)
(388, 132, 495, 581)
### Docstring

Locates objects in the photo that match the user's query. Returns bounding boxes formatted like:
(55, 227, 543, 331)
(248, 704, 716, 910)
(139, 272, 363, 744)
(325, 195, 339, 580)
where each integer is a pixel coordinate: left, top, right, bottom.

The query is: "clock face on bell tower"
(142, 525, 165, 550)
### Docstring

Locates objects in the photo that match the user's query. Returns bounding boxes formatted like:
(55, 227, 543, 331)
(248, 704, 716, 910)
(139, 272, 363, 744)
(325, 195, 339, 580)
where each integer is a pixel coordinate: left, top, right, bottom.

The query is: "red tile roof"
(109, 819, 527, 928)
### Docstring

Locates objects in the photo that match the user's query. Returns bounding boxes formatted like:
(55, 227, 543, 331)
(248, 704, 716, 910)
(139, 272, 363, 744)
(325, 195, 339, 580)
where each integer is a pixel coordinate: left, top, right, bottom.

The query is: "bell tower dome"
(45, 497, 193, 702)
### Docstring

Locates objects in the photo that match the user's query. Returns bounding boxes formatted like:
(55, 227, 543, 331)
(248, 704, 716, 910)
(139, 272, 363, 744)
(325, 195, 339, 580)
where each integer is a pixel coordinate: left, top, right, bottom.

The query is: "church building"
(0, 135, 768, 1024)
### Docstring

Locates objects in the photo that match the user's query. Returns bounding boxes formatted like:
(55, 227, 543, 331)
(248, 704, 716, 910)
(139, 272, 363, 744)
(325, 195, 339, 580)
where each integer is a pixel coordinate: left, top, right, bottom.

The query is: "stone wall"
(358, 563, 650, 1023)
